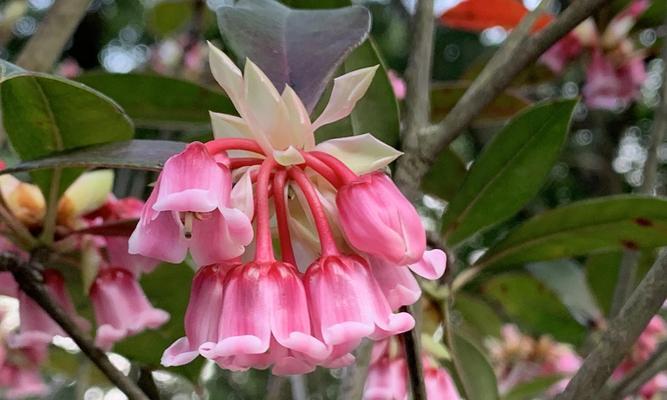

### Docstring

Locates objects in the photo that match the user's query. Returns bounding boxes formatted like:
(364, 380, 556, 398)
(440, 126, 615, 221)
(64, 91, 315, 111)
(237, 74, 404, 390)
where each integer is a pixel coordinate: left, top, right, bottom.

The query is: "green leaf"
(217, 0, 370, 112)
(450, 331, 499, 400)
(76, 73, 235, 130)
(501, 375, 564, 400)
(477, 195, 667, 269)
(441, 100, 577, 246)
(343, 38, 400, 146)
(454, 293, 502, 338)
(422, 147, 467, 201)
(147, 0, 193, 37)
(431, 82, 531, 122)
(0, 72, 134, 195)
(585, 252, 622, 315)
(2, 140, 186, 174)
(527, 260, 603, 327)
(115, 263, 203, 381)
(483, 273, 587, 344)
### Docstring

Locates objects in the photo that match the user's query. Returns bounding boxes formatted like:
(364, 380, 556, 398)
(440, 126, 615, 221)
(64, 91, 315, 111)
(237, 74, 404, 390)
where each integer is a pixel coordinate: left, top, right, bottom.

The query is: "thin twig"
(609, 13, 667, 317)
(554, 251, 667, 400)
(394, 0, 613, 197)
(400, 304, 427, 400)
(0, 252, 150, 400)
(603, 341, 667, 399)
(15, 0, 91, 72)
(137, 366, 161, 400)
(338, 340, 374, 400)
(289, 375, 308, 400)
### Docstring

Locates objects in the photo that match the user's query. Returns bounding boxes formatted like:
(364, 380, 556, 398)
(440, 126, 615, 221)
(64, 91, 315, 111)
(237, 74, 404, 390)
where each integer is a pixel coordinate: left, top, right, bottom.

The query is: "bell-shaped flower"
(90, 267, 169, 350)
(162, 263, 231, 366)
(363, 356, 408, 400)
(304, 255, 414, 348)
(336, 173, 426, 265)
(128, 142, 253, 266)
(201, 261, 329, 368)
(368, 257, 422, 311)
(0, 345, 48, 400)
(10, 270, 89, 348)
(423, 358, 462, 400)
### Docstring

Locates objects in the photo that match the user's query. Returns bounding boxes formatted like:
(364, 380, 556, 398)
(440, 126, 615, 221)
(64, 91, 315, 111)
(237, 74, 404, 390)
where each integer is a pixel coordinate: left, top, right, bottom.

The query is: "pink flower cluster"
(612, 316, 667, 399)
(364, 339, 460, 399)
(127, 139, 446, 375)
(486, 325, 582, 397)
(541, 0, 650, 110)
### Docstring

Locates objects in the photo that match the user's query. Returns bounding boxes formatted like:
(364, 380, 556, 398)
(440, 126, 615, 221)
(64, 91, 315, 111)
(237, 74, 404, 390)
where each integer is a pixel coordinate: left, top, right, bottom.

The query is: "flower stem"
(300, 152, 342, 187)
(288, 168, 338, 257)
(205, 138, 266, 156)
(272, 170, 296, 265)
(229, 157, 264, 169)
(310, 151, 358, 185)
(254, 158, 277, 263)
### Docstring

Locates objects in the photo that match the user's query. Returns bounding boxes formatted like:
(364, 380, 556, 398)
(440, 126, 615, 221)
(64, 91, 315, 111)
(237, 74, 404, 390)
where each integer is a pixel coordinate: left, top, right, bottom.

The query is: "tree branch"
(0, 252, 149, 400)
(395, 0, 435, 202)
(15, 0, 90, 72)
(554, 250, 667, 400)
(394, 0, 612, 196)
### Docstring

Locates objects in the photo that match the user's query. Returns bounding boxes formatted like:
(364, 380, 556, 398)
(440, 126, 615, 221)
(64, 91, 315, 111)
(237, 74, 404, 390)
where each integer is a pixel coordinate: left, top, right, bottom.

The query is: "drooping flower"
(337, 172, 426, 265)
(10, 270, 89, 348)
(583, 49, 646, 110)
(0, 344, 48, 400)
(146, 43, 447, 375)
(90, 267, 169, 350)
(129, 142, 254, 265)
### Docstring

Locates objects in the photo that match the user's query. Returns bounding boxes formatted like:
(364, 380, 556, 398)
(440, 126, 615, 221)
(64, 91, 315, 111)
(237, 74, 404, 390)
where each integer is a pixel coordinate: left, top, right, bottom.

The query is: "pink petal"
(189, 207, 253, 265)
(408, 249, 447, 280)
(369, 257, 421, 310)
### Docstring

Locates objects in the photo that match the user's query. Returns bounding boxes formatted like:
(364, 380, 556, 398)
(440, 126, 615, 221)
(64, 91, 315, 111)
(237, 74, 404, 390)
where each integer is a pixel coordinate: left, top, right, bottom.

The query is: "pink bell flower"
(336, 173, 426, 265)
(541, 32, 584, 74)
(10, 270, 89, 348)
(90, 268, 169, 350)
(364, 356, 408, 400)
(304, 255, 415, 348)
(128, 142, 253, 266)
(200, 261, 329, 371)
(162, 263, 231, 366)
(0, 366, 48, 400)
(583, 50, 646, 110)
(0, 272, 17, 298)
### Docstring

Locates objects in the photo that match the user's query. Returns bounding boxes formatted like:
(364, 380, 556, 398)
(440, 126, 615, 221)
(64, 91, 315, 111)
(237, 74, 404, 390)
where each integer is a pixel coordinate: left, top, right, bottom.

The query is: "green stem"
(40, 167, 61, 244)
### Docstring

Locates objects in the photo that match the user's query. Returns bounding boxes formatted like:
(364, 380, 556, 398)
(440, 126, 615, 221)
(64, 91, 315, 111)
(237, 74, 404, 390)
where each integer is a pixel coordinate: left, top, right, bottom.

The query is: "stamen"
(183, 212, 194, 239)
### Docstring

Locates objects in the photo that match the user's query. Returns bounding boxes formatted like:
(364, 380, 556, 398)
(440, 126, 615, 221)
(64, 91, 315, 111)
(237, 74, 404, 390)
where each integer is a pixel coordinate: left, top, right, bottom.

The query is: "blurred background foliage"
(2, 0, 667, 398)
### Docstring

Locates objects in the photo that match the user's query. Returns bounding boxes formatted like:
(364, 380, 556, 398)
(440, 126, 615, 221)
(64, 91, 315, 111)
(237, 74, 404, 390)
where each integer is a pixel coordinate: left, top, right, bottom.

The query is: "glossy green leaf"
(115, 263, 203, 380)
(484, 273, 587, 344)
(0, 59, 25, 82)
(454, 293, 502, 338)
(2, 140, 186, 174)
(431, 82, 531, 122)
(0, 71, 134, 195)
(343, 38, 400, 146)
(450, 331, 499, 400)
(477, 195, 667, 269)
(527, 260, 603, 327)
(76, 73, 235, 130)
(217, 0, 370, 112)
(441, 100, 577, 245)
(501, 375, 563, 400)
(422, 147, 467, 201)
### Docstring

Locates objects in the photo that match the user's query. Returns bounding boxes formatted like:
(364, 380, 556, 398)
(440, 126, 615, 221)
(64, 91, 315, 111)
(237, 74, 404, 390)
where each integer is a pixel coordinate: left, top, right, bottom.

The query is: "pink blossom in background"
(387, 70, 406, 100)
(56, 58, 82, 79)
(0, 343, 48, 400)
(364, 340, 460, 399)
(10, 270, 89, 349)
(90, 267, 169, 350)
(541, 32, 584, 74)
(612, 316, 667, 399)
(583, 50, 646, 110)
(487, 324, 582, 397)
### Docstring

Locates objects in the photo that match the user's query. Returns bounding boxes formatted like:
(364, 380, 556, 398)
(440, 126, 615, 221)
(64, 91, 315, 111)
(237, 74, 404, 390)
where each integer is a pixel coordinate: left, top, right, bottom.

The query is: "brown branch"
(1, 252, 150, 400)
(554, 251, 667, 400)
(15, 0, 90, 72)
(394, 0, 613, 197)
